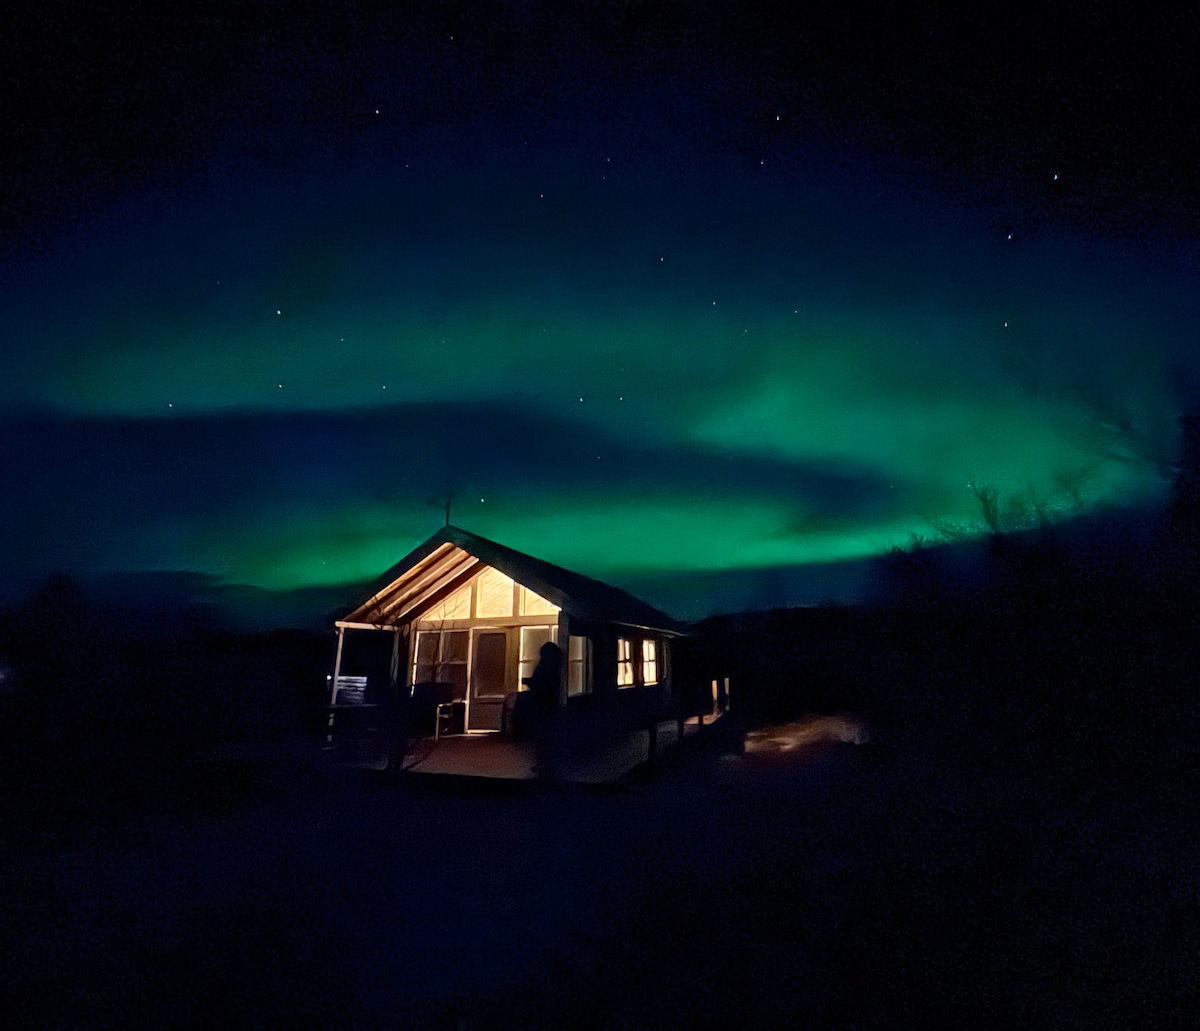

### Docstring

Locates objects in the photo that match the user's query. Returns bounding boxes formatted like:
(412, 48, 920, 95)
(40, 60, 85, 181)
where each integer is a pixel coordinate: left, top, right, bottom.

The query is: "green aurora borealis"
(2, 5, 1197, 620)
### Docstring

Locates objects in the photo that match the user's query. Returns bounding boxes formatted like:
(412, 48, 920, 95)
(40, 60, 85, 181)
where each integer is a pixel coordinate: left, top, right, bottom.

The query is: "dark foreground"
(2, 723, 1195, 1030)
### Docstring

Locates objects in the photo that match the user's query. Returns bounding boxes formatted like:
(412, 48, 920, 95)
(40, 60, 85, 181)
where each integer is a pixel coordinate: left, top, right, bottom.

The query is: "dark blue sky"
(3, 2, 1198, 621)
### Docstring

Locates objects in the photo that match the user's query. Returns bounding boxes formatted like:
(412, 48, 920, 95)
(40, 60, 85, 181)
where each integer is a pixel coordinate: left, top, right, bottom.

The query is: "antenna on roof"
(444, 495, 451, 527)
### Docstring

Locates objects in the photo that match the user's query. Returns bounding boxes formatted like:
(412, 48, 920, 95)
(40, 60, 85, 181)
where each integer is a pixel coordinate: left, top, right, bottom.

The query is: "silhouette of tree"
(1165, 410, 1200, 555)
(872, 533, 945, 609)
(968, 482, 1002, 535)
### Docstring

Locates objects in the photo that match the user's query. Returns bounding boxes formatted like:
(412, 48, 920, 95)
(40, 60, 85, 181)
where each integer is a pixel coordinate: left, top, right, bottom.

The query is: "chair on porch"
(410, 682, 461, 739)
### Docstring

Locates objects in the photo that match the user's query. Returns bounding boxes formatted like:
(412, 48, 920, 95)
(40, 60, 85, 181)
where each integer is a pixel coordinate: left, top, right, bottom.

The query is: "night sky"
(3, 2, 1198, 621)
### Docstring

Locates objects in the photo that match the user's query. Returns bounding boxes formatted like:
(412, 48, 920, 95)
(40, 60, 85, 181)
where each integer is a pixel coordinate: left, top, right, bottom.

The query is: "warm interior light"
(642, 639, 658, 685)
(617, 637, 634, 686)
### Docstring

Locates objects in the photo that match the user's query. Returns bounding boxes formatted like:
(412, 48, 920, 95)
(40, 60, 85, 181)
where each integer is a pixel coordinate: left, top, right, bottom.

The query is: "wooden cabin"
(326, 526, 691, 773)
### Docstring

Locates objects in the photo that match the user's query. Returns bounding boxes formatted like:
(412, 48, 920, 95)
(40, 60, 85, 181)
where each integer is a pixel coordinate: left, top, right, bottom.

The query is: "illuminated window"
(475, 567, 514, 617)
(415, 631, 439, 679)
(568, 636, 591, 696)
(518, 625, 556, 690)
(412, 630, 468, 699)
(642, 639, 658, 685)
(426, 583, 471, 621)
(617, 637, 634, 687)
(519, 585, 559, 616)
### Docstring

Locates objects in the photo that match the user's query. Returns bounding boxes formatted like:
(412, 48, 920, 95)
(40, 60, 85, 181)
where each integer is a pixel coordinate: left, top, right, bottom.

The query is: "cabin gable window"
(427, 583, 471, 622)
(476, 567, 515, 617)
(519, 585, 558, 616)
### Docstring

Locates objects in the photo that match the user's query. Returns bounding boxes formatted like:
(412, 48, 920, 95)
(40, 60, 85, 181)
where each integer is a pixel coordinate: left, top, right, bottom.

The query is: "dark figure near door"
(526, 641, 562, 778)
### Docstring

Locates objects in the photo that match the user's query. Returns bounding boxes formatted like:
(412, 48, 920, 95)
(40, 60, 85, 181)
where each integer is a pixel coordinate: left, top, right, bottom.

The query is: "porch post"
(556, 611, 570, 708)
(389, 627, 402, 691)
(330, 626, 346, 706)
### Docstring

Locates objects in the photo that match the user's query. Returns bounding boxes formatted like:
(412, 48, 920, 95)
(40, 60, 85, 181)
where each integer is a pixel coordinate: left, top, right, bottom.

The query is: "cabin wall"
(587, 624, 619, 699)
(570, 622, 676, 725)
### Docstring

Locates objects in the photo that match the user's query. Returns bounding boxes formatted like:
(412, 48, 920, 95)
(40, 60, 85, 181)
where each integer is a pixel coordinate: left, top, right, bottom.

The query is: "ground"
(2, 720, 1195, 1028)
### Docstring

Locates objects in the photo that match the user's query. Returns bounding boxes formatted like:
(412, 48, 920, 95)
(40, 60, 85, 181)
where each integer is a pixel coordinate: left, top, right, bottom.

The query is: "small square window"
(617, 637, 634, 687)
(642, 639, 658, 685)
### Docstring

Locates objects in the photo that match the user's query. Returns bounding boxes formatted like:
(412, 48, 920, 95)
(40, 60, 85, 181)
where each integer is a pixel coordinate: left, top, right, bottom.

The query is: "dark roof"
(339, 525, 691, 635)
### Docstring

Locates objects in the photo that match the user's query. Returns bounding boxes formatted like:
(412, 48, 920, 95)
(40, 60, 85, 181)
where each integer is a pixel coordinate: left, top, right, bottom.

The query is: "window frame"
(617, 636, 635, 687)
(568, 635, 592, 696)
(412, 628, 470, 699)
(642, 638, 658, 686)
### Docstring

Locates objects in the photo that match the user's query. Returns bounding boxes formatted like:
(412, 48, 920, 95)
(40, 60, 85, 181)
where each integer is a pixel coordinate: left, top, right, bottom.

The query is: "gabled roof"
(338, 525, 690, 635)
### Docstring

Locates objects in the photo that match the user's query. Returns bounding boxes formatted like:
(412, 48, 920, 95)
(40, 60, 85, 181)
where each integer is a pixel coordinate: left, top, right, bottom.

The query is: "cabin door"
(467, 629, 511, 731)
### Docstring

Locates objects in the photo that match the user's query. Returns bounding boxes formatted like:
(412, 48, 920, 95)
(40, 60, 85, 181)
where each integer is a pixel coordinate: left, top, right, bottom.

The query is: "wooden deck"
(397, 715, 720, 782)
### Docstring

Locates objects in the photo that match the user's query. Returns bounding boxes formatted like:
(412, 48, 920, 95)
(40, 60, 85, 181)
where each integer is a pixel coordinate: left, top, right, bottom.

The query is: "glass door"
(467, 629, 511, 731)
